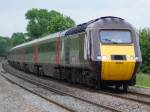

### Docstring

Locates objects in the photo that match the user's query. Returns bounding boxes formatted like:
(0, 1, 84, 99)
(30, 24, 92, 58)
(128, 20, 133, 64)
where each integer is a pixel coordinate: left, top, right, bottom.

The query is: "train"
(7, 16, 142, 91)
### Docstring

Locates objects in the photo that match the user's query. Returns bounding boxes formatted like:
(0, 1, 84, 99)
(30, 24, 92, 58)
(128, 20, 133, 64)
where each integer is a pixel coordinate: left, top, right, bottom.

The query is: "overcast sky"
(0, 0, 150, 37)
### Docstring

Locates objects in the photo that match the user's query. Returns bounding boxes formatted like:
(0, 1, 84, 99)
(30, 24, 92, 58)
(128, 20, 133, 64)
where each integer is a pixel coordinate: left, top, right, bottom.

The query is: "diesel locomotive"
(7, 16, 142, 91)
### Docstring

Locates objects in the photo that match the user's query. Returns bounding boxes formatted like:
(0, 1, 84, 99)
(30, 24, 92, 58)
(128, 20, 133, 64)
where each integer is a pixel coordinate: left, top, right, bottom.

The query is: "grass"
(136, 73, 150, 88)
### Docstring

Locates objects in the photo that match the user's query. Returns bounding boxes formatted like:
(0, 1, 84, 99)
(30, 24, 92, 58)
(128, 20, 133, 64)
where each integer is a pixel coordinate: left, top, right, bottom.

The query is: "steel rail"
(92, 87, 150, 106)
(3, 65, 120, 112)
(0, 73, 75, 112)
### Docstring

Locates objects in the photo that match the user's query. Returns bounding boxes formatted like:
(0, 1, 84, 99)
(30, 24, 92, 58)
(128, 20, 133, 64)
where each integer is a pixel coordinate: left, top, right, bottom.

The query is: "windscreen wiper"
(103, 38, 119, 44)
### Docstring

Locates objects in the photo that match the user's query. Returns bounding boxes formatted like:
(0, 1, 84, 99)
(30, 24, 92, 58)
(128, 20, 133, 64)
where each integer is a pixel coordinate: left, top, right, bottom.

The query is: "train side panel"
(60, 33, 85, 66)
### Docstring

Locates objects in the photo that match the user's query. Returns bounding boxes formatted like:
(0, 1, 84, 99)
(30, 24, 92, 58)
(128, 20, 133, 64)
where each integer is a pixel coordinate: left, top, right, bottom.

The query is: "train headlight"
(135, 57, 139, 61)
(97, 55, 101, 60)
(130, 56, 135, 60)
(102, 55, 108, 60)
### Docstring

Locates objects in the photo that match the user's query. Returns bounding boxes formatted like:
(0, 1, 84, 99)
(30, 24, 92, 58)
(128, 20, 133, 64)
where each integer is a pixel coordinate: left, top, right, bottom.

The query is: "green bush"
(139, 28, 150, 73)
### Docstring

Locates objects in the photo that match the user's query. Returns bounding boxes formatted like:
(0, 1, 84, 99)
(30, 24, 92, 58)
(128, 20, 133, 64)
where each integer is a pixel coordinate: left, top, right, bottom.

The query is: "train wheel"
(71, 69, 77, 84)
(95, 81, 101, 90)
(115, 84, 122, 91)
(66, 69, 71, 83)
(115, 85, 120, 90)
(59, 68, 63, 80)
(33, 66, 39, 76)
(39, 67, 44, 77)
(123, 83, 128, 92)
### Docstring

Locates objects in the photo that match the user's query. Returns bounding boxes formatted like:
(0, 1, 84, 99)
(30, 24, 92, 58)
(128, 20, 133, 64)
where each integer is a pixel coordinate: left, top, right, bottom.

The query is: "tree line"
(0, 9, 75, 55)
(139, 28, 150, 73)
(0, 8, 150, 73)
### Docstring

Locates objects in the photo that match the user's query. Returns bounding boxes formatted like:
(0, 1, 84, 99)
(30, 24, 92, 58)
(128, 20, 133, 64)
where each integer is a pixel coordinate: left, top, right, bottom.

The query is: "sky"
(0, 0, 150, 37)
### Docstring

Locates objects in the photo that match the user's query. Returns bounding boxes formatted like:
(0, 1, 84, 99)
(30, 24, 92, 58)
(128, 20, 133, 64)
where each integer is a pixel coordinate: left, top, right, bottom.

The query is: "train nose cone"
(100, 44, 136, 81)
(101, 61, 135, 80)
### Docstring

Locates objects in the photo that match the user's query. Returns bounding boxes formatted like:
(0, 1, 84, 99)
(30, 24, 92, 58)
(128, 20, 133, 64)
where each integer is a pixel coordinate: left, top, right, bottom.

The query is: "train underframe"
(8, 60, 136, 92)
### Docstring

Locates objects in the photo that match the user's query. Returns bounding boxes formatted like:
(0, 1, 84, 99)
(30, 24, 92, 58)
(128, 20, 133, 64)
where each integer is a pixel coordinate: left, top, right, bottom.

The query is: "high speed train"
(7, 16, 142, 91)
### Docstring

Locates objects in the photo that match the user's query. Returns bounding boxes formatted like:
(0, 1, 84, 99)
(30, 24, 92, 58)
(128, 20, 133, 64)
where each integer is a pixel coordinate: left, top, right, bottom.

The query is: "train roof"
(65, 16, 124, 35)
(10, 16, 126, 51)
(10, 30, 68, 51)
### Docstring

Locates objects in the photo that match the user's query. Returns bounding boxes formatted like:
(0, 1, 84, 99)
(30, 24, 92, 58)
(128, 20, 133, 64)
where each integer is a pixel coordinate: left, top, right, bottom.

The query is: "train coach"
(7, 16, 142, 91)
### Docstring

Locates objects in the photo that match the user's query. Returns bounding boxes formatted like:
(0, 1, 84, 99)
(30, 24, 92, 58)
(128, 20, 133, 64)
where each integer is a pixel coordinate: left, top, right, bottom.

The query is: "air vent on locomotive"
(111, 55, 126, 60)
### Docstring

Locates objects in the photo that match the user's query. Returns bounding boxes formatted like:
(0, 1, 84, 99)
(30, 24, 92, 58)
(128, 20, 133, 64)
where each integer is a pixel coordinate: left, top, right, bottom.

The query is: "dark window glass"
(100, 30, 132, 44)
(38, 41, 55, 53)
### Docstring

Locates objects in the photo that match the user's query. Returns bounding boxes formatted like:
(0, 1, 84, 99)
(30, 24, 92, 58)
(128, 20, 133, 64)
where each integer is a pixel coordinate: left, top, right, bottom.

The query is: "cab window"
(100, 30, 132, 44)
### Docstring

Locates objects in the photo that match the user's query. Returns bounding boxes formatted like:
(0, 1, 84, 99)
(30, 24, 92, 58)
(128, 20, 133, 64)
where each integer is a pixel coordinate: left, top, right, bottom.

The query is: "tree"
(47, 10, 75, 33)
(0, 40, 6, 56)
(11, 33, 26, 47)
(0, 33, 25, 56)
(0, 37, 9, 56)
(25, 9, 75, 39)
(139, 28, 150, 73)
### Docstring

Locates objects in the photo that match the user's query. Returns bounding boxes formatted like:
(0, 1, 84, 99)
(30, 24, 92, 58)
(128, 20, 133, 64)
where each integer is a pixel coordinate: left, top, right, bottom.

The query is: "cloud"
(0, 0, 150, 37)
(0, 10, 27, 37)
(60, 0, 150, 28)
(139, 0, 150, 7)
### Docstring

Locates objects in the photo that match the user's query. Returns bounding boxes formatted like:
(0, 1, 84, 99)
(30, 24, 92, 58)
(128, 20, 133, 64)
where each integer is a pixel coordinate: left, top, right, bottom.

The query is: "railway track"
(128, 91, 150, 104)
(2, 63, 150, 112)
(96, 90, 150, 106)
(2, 64, 120, 112)
(72, 82, 150, 106)
(128, 91, 150, 99)
(1, 73, 74, 112)
(75, 85, 150, 107)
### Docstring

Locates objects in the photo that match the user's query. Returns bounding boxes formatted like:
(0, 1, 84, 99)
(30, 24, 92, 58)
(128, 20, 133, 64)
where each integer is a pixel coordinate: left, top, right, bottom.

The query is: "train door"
(56, 35, 61, 65)
(84, 31, 92, 61)
(64, 37, 70, 64)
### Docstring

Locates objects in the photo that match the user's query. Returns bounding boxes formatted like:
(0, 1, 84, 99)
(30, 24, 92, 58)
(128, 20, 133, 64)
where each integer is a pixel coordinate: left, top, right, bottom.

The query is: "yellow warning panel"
(100, 44, 136, 80)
